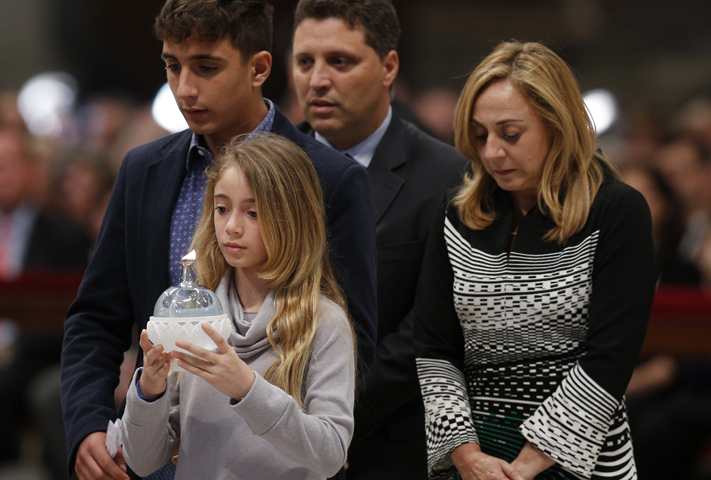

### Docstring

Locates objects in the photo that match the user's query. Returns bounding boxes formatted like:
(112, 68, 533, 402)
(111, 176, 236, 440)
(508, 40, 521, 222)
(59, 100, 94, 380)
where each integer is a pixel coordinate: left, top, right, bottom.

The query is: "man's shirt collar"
(315, 105, 392, 169)
(186, 98, 276, 170)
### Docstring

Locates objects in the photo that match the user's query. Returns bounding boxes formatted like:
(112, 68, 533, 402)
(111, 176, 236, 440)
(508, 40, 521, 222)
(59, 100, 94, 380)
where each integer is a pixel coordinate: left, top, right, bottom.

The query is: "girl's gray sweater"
(122, 272, 356, 479)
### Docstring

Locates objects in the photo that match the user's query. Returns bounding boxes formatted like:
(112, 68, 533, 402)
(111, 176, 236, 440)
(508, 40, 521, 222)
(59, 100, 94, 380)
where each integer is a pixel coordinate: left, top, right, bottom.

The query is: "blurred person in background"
(52, 150, 116, 242)
(77, 94, 136, 152)
(390, 78, 437, 139)
(276, 48, 306, 125)
(655, 135, 711, 265)
(619, 106, 666, 168)
(292, 1, 467, 478)
(0, 90, 26, 132)
(622, 163, 711, 480)
(673, 96, 711, 154)
(0, 128, 91, 277)
(0, 127, 92, 471)
(106, 106, 171, 176)
(698, 229, 711, 287)
(27, 345, 140, 480)
(412, 86, 459, 145)
(621, 165, 700, 285)
(625, 323, 711, 480)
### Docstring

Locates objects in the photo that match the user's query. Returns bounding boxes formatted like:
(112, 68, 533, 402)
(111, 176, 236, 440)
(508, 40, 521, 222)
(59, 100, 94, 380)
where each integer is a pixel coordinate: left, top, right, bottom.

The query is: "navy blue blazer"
(61, 106, 378, 473)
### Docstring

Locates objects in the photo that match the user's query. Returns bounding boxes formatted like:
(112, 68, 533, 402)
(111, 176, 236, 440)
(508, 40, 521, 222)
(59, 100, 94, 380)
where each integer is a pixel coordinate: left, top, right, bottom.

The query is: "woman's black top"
(414, 173, 657, 479)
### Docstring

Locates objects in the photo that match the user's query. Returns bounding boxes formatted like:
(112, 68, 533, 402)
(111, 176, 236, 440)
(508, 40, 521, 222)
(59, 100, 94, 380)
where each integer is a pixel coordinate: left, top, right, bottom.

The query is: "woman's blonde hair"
(190, 133, 351, 407)
(453, 41, 618, 243)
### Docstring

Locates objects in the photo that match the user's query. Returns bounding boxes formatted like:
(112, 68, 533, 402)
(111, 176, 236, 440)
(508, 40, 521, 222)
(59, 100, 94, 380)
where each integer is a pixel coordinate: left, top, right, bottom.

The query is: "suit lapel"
(368, 112, 407, 223)
(296, 110, 408, 223)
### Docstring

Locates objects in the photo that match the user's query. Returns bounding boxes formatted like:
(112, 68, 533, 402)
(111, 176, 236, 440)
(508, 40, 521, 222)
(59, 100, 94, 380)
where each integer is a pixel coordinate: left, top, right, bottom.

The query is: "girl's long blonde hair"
(190, 133, 351, 407)
(453, 41, 618, 243)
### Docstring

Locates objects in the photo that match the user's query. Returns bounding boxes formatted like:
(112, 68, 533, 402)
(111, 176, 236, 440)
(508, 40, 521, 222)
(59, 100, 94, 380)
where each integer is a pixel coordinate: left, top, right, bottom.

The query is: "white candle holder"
(146, 314, 232, 372)
(148, 251, 230, 372)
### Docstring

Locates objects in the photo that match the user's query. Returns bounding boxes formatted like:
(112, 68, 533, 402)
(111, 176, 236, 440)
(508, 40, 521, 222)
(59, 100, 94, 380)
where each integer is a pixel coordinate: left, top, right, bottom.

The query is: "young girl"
(121, 133, 356, 480)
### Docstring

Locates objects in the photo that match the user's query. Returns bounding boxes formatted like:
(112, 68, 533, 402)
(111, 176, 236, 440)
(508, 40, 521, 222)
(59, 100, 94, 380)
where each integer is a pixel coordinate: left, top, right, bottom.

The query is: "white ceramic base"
(146, 314, 232, 372)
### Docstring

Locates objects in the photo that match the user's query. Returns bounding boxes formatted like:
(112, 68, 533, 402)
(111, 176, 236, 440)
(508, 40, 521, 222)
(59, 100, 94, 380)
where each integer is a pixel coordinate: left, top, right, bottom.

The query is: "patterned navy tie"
(168, 151, 211, 285)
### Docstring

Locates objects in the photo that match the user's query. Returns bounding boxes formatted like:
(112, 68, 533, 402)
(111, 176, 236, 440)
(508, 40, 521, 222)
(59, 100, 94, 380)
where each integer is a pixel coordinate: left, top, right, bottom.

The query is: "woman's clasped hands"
(139, 323, 256, 402)
(451, 443, 526, 480)
(451, 442, 555, 480)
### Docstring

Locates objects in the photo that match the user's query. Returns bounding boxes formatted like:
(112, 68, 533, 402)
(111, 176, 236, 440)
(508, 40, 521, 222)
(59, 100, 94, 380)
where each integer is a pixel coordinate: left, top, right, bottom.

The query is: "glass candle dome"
(153, 252, 223, 318)
(146, 251, 232, 371)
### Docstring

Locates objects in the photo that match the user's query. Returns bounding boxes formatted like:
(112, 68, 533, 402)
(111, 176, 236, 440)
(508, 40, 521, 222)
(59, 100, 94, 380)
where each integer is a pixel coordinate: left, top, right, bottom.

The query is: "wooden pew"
(642, 286, 711, 356)
(0, 271, 84, 333)
(0, 277, 709, 354)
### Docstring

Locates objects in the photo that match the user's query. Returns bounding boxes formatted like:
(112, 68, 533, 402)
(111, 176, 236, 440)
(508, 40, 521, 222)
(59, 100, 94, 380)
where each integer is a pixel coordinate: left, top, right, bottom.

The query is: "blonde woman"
(121, 133, 356, 480)
(414, 42, 656, 480)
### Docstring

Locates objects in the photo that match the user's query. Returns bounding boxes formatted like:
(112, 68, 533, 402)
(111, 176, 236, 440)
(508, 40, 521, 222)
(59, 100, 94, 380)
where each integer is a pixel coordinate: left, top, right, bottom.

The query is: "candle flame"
(182, 250, 196, 262)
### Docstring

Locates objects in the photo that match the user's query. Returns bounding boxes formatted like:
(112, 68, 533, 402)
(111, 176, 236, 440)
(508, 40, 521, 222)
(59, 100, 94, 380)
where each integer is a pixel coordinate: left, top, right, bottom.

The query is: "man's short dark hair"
(155, 0, 274, 59)
(293, 0, 400, 59)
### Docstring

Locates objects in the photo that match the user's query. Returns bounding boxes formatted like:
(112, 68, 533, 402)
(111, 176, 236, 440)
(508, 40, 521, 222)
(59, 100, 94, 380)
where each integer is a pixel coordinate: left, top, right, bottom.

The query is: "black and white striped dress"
(414, 175, 657, 480)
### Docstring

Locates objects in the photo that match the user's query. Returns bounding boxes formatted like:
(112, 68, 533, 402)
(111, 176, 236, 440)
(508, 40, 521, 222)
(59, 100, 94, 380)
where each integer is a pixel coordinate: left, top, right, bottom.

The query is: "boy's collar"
(185, 98, 275, 169)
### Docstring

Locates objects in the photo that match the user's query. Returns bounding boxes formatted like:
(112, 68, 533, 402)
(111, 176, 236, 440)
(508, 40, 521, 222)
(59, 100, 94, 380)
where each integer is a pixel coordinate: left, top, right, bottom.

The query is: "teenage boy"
(292, 1, 468, 479)
(61, 1, 377, 479)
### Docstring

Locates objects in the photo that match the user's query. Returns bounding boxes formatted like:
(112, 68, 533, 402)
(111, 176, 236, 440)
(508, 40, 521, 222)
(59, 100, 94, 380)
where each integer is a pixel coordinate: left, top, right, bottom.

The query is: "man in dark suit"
(60, 2, 377, 479)
(292, 1, 468, 479)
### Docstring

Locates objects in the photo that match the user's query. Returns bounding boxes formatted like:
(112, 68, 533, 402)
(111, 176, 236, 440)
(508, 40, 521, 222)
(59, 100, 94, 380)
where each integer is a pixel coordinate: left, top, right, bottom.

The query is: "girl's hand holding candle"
(138, 329, 171, 401)
(173, 322, 256, 402)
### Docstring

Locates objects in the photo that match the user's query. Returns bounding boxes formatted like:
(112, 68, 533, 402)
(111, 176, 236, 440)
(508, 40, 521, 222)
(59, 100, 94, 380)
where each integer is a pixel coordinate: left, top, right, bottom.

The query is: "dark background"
(2, 0, 711, 119)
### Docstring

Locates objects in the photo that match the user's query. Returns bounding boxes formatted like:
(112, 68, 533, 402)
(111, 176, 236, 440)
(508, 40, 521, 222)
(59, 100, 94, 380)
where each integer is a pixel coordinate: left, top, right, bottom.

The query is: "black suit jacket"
(299, 111, 467, 476)
(61, 106, 378, 474)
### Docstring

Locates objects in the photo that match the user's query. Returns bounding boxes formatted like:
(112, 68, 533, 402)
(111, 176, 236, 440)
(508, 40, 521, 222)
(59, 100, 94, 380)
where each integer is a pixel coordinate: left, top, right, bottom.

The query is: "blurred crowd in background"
(5, 78, 711, 285)
(1, 53, 711, 478)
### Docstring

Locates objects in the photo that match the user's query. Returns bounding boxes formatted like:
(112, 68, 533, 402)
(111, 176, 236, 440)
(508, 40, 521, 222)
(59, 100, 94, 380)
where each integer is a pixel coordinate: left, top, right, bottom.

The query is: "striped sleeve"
(417, 358, 479, 480)
(414, 200, 477, 479)
(520, 363, 618, 477)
